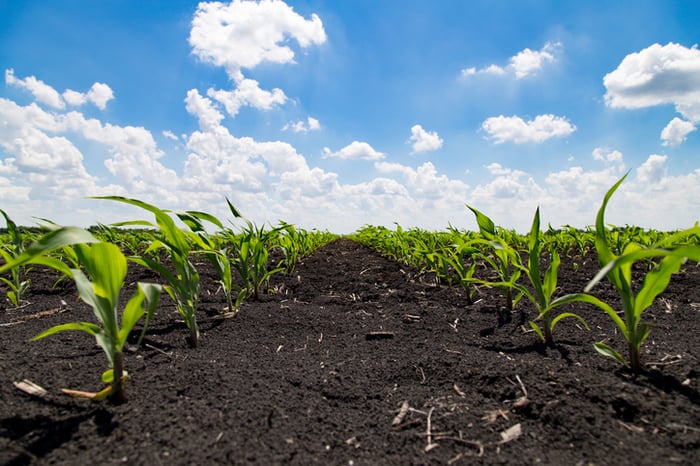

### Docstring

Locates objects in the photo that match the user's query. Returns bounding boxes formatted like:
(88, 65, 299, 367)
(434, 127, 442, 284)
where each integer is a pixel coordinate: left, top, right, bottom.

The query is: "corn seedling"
(489, 207, 607, 344)
(93, 196, 203, 348)
(33, 242, 160, 403)
(467, 205, 523, 312)
(224, 202, 286, 306)
(0, 209, 31, 307)
(0, 227, 161, 402)
(584, 174, 700, 371)
(176, 208, 235, 313)
(415, 236, 455, 287)
(273, 223, 336, 274)
(443, 240, 480, 305)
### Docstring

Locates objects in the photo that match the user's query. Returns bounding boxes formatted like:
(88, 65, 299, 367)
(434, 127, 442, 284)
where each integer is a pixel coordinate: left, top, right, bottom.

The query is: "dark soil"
(1, 238, 699, 465)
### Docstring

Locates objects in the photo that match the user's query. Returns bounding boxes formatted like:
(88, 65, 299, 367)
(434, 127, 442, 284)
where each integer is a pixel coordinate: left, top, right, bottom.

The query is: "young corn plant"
(467, 205, 523, 313)
(415, 237, 454, 287)
(584, 174, 700, 371)
(489, 207, 609, 344)
(93, 196, 203, 348)
(176, 208, 236, 314)
(0, 209, 31, 307)
(223, 201, 286, 306)
(443, 240, 480, 305)
(0, 228, 160, 403)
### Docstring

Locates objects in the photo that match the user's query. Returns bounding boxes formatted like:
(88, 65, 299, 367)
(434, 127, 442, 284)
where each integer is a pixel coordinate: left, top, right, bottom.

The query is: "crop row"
(0, 196, 335, 403)
(350, 174, 700, 372)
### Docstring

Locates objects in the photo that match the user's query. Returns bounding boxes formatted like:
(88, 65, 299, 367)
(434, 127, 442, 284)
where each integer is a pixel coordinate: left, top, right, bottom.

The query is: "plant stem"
(110, 351, 126, 404)
(188, 324, 199, 348)
(629, 342, 640, 372)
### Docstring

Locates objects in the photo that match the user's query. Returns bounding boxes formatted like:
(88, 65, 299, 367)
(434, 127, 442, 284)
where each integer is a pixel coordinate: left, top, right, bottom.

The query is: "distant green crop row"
(351, 174, 700, 372)
(0, 198, 336, 403)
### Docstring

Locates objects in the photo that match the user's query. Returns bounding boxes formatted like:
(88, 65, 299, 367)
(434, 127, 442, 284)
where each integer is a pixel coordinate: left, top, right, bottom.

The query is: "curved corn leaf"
(0, 226, 98, 274)
(594, 342, 627, 366)
(31, 321, 102, 341)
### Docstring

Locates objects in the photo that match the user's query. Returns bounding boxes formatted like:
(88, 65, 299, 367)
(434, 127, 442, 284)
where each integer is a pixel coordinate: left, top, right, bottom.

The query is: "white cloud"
(6, 68, 64, 109)
(6, 69, 114, 110)
(187, 2, 325, 122)
(207, 77, 287, 117)
(510, 42, 560, 79)
(636, 154, 667, 184)
(163, 130, 179, 141)
(408, 124, 443, 153)
(481, 114, 576, 144)
(62, 89, 87, 107)
(661, 117, 696, 146)
(283, 116, 321, 132)
(185, 89, 224, 131)
(484, 162, 514, 176)
(189, 0, 326, 80)
(323, 141, 385, 160)
(85, 82, 114, 109)
(461, 42, 561, 79)
(375, 161, 470, 201)
(604, 42, 700, 122)
(592, 147, 624, 169)
(0, 99, 85, 174)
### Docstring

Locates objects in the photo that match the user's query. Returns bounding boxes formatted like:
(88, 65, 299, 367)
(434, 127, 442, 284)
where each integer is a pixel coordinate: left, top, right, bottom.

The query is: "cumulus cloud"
(163, 130, 179, 141)
(461, 42, 561, 79)
(661, 117, 696, 146)
(481, 114, 576, 144)
(375, 161, 469, 200)
(83, 82, 114, 109)
(6, 69, 114, 110)
(323, 141, 385, 160)
(189, 0, 326, 80)
(187, 1, 326, 121)
(5, 69, 64, 108)
(283, 116, 321, 132)
(636, 154, 667, 184)
(207, 77, 287, 117)
(408, 124, 443, 153)
(592, 147, 624, 169)
(185, 89, 225, 131)
(604, 42, 700, 122)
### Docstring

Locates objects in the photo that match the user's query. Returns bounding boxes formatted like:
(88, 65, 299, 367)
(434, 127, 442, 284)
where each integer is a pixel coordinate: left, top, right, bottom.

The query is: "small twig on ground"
(145, 343, 173, 358)
(392, 400, 410, 426)
(425, 407, 437, 451)
(415, 366, 426, 384)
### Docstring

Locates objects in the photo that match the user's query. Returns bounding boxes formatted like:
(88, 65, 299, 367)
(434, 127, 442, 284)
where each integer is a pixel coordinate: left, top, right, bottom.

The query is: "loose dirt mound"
(1, 238, 699, 465)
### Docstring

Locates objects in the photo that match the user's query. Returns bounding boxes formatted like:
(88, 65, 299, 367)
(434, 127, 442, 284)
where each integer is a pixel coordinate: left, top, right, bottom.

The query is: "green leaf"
(74, 243, 126, 311)
(71, 266, 104, 312)
(120, 282, 161, 346)
(542, 249, 560, 300)
(466, 205, 496, 239)
(0, 226, 98, 274)
(136, 282, 163, 345)
(634, 254, 685, 315)
(550, 311, 589, 331)
(93, 196, 190, 254)
(102, 369, 114, 383)
(226, 197, 243, 219)
(529, 322, 545, 342)
(31, 321, 103, 341)
(593, 342, 628, 366)
(181, 210, 224, 230)
(593, 172, 628, 280)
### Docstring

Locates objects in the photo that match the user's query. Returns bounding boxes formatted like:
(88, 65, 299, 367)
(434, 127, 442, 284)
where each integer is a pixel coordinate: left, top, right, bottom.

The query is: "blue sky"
(1, 0, 700, 233)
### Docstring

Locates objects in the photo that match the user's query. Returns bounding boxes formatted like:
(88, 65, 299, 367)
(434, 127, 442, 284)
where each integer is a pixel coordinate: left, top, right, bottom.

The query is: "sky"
(1, 0, 700, 233)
